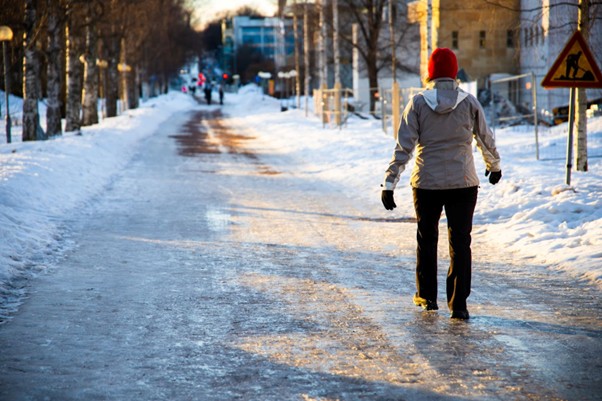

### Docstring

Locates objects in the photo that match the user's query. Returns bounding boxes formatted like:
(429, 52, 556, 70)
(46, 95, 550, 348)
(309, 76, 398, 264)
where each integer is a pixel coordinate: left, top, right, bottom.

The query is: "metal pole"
(389, 0, 396, 82)
(566, 87, 576, 186)
(531, 72, 539, 160)
(293, 0, 301, 109)
(489, 78, 495, 137)
(3, 41, 11, 144)
(332, 0, 342, 126)
(303, 1, 310, 117)
(490, 72, 532, 84)
(381, 90, 386, 134)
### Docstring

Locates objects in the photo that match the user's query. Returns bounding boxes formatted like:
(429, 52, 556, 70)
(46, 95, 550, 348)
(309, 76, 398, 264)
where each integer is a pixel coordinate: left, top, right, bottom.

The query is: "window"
(241, 27, 261, 35)
(452, 31, 459, 49)
(242, 34, 260, 45)
(506, 30, 514, 48)
(241, 26, 261, 45)
(530, 27, 535, 47)
(264, 33, 275, 43)
(479, 31, 486, 49)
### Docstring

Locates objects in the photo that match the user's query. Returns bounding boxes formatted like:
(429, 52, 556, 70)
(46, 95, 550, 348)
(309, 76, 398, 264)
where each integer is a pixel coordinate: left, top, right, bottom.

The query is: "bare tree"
(46, 0, 63, 137)
(64, 0, 84, 132)
(135, 0, 203, 97)
(23, 0, 46, 141)
(337, 0, 415, 113)
(81, 1, 102, 126)
(5, 0, 202, 139)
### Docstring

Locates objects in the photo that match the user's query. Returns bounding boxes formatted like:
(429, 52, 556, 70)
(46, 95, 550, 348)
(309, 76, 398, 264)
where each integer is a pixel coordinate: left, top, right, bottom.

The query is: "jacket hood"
(421, 78, 469, 114)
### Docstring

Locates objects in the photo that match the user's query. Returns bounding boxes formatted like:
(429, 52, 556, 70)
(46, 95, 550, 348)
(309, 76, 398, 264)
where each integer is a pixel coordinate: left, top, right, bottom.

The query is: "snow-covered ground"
(1, 86, 600, 320)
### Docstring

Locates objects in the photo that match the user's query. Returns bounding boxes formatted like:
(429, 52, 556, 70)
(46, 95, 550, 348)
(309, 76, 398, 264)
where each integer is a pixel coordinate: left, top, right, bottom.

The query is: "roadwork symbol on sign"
(541, 30, 602, 89)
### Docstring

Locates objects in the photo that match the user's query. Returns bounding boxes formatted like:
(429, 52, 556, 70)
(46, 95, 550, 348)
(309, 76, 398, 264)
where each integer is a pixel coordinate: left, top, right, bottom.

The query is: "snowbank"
(0, 92, 197, 320)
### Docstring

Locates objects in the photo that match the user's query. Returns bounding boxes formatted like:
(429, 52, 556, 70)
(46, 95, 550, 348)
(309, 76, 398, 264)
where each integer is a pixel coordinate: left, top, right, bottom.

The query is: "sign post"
(565, 87, 576, 185)
(541, 30, 602, 186)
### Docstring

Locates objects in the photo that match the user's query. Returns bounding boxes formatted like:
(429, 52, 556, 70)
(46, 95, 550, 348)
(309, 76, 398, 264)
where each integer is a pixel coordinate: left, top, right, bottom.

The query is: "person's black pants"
(412, 187, 478, 311)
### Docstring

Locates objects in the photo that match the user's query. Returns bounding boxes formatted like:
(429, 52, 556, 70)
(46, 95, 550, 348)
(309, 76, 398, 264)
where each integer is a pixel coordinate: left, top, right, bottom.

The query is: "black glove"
(485, 169, 502, 185)
(381, 190, 397, 210)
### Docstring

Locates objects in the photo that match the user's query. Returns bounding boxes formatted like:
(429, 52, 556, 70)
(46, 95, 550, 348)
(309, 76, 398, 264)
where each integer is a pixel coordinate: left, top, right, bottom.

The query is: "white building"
(520, 0, 602, 115)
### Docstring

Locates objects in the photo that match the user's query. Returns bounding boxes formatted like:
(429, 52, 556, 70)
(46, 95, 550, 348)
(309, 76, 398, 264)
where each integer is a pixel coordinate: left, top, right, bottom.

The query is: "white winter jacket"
(383, 78, 501, 190)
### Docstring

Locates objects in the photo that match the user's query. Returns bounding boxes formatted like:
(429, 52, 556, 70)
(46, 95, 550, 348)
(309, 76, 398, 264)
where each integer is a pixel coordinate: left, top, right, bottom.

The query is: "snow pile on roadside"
(227, 86, 602, 288)
(0, 92, 197, 320)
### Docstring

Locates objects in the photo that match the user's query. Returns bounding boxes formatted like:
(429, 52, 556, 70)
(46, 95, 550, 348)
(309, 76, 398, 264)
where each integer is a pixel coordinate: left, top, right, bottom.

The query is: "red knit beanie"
(428, 48, 458, 80)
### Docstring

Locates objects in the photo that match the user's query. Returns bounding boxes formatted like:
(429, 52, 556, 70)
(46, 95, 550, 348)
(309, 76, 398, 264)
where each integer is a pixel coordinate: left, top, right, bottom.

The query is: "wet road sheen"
(0, 107, 600, 400)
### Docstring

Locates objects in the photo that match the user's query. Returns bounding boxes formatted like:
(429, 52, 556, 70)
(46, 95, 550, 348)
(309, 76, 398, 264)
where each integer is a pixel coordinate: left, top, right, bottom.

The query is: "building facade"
(222, 16, 299, 77)
(520, 0, 602, 114)
(410, 0, 520, 86)
(410, 0, 602, 114)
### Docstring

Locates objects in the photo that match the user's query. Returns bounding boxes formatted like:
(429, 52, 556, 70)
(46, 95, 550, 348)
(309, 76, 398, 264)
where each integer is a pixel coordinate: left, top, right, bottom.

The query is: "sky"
(1, 84, 601, 322)
(192, 0, 278, 29)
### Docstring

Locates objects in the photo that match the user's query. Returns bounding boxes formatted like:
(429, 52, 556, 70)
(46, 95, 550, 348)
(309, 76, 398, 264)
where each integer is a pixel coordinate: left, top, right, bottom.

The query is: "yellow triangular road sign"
(541, 30, 602, 89)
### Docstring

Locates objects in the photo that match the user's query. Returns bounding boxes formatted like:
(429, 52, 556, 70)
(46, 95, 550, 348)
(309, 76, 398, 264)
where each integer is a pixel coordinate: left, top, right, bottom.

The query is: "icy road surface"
(0, 107, 600, 401)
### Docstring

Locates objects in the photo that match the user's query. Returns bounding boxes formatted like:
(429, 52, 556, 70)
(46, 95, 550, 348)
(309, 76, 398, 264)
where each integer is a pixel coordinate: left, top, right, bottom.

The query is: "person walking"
(204, 82, 213, 105)
(381, 48, 501, 320)
(219, 83, 225, 105)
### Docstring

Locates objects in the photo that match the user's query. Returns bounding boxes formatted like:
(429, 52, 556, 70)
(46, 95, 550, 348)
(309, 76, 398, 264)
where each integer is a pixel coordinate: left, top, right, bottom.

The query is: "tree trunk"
(575, 0, 589, 172)
(23, 0, 46, 142)
(319, 0, 327, 88)
(575, 88, 588, 171)
(65, 16, 84, 132)
(105, 36, 120, 117)
(119, 37, 129, 111)
(46, 0, 63, 137)
(82, 8, 99, 127)
(367, 57, 379, 114)
(339, 0, 386, 115)
(332, 0, 340, 85)
(128, 65, 139, 109)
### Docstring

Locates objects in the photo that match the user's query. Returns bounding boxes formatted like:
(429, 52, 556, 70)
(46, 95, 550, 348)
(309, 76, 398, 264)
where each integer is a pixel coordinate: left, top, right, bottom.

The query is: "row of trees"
(0, 0, 203, 141)
(200, 0, 418, 113)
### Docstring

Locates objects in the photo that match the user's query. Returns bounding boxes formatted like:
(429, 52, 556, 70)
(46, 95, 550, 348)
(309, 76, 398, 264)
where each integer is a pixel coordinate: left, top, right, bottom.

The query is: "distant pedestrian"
(204, 83, 212, 105)
(381, 48, 502, 320)
(218, 84, 224, 105)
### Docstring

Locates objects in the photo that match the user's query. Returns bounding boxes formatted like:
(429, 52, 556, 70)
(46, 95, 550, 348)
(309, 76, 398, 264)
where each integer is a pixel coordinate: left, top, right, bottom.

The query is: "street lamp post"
(0, 26, 13, 143)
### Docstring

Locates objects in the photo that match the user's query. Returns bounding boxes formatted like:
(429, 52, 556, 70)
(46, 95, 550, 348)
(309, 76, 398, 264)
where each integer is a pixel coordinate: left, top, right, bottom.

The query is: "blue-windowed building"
(222, 15, 299, 76)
